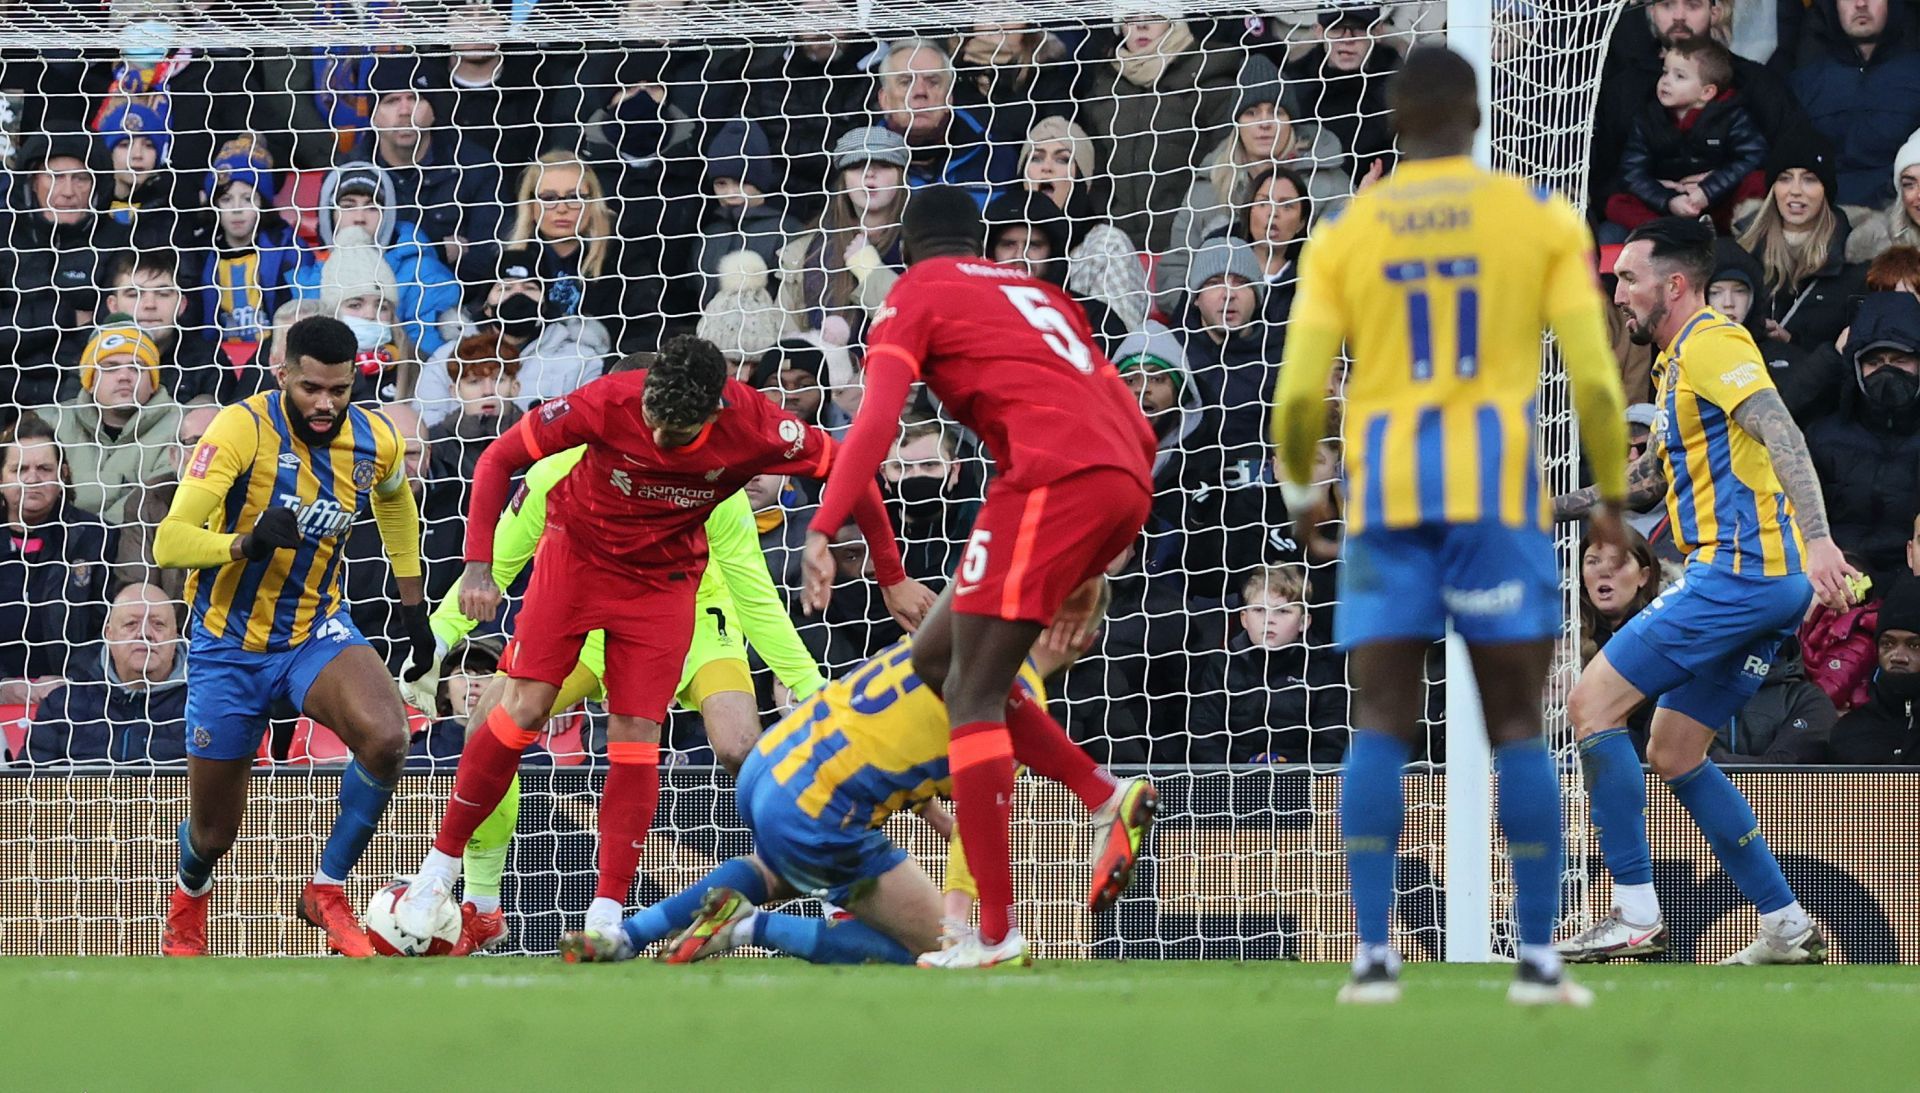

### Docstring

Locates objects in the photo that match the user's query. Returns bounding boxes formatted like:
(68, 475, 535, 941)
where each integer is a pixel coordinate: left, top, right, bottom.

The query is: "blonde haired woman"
(1020, 115, 1148, 331)
(477, 151, 648, 352)
(1735, 129, 1866, 351)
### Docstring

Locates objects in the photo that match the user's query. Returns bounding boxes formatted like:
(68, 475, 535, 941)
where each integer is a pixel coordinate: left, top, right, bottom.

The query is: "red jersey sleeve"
(865, 269, 937, 379)
(520, 383, 610, 459)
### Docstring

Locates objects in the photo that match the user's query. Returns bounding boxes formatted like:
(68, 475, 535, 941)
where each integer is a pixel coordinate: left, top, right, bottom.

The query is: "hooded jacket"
(1711, 237, 1843, 423)
(1789, 0, 1920, 207)
(1709, 639, 1838, 763)
(692, 122, 804, 304)
(290, 162, 462, 357)
(349, 124, 505, 260)
(1829, 667, 1920, 762)
(0, 186, 133, 407)
(1189, 631, 1350, 765)
(21, 643, 189, 766)
(1804, 292, 1920, 588)
(33, 392, 184, 526)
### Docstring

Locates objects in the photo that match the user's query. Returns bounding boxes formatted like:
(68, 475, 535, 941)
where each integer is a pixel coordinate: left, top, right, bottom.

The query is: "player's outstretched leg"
(1336, 640, 1428, 1004)
(680, 857, 942, 967)
(1644, 711, 1824, 965)
(561, 856, 773, 963)
(165, 757, 252, 956)
(301, 644, 411, 958)
(1469, 641, 1592, 1007)
(1561, 652, 1668, 963)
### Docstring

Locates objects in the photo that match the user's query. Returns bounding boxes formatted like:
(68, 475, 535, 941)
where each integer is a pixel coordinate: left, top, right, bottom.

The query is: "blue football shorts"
(1336, 522, 1561, 649)
(183, 613, 370, 760)
(734, 745, 908, 907)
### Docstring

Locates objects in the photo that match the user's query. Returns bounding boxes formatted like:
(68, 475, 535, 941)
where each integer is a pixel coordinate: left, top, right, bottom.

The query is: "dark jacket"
(736, 40, 877, 209)
(351, 127, 506, 264)
(0, 197, 133, 408)
(0, 502, 115, 683)
(427, 50, 561, 169)
(22, 645, 189, 766)
(1710, 639, 1838, 763)
(1804, 293, 1920, 588)
(1789, 0, 1920, 207)
(107, 172, 214, 258)
(885, 104, 1020, 207)
(1592, 14, 1806, 214)
(1282, 41, 1401, 182)
(1761, 212, 1868, 352)
(1712, 239, 1845, 423)
(1829, 671, 1920, 763)
(1189, 632, 1350, 765)
(1180, 309, 1297, 596)
(689, 122, 804, 304)
(1618, 91, 1768, 209)
(1083, 39, 1243, 251)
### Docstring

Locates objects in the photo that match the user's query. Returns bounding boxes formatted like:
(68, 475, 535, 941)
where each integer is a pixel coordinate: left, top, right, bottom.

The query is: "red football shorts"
(951, 466, 1151, 625)
(499, 528, 698, 722)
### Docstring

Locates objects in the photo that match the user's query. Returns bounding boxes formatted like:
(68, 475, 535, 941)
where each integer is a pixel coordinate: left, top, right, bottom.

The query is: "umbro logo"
(278, 453, 302, 469)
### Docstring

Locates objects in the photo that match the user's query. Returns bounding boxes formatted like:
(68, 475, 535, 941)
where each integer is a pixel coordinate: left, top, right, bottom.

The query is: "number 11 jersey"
(864, 256, 1155, 493)
(1285, 155, 1605, 534)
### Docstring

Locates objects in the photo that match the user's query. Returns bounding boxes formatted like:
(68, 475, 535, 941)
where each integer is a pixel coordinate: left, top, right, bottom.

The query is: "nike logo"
(452, 793, 481, 808)
(1626, 927, 1661, 946)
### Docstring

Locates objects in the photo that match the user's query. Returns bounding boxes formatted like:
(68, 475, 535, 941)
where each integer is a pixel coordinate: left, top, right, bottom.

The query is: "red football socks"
(1004, 685, 1116, 813)
(433, 707, 537, 858)
(950, 721, 1018, 944)
(595, 741, 661, 904)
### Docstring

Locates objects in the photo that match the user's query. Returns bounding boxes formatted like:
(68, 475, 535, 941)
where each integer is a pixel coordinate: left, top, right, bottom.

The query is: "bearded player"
(416, 432, 829, 953)
(154, 316, 436, 956)
(806, 186, 1159, 968)
(395, 337, 930, 944)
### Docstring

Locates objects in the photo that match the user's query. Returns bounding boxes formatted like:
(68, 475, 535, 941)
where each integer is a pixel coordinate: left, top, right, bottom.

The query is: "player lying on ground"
(394, 338, 932, 946)
(805, 184, 1161, 968)
(153, 316, 437, 956)
(410, 418, 828, 954)
(557, 587, 1152, 966)
(1273, 46, 1630, 1005)
(1552, 216, 1854, 966)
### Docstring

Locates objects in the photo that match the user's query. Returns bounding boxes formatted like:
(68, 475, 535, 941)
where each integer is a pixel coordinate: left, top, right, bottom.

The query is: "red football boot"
(297, 881, 375, 957)
(162, 886, 209, 957)
(450, 902, 509, 956)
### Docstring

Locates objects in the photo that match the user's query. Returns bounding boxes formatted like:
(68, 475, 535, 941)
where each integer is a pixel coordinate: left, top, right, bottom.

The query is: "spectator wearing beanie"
(191, 141, 309, 377)
(416, 247, 609, 428)
(1849, 128, 1920, 262)
(349, 51, 505, 265)
(697, 250, 788, 370)
(32, 316, 183, 525)
(1830, 578, 1920, 763)
(1788, 0, 1920, 209)
(1083, 16, 1243, 251)
(1736, 126, 1867, 352)
(291, 160, 461, 359)
(1706, 236, 1842, 424)
(690, 120, 803, 307)
(315, 225, 417, 402)
(1805, 292, 1920, 592)
(751, 336, 857, 441)
(1018, 115, 1149, 332)
(1163, 56, 1349, 317)
(777, 127, 910, 341)
(98, 102, 208, 254)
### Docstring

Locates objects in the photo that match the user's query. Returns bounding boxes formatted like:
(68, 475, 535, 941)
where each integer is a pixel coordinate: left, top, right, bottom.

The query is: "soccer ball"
(363, 880, 460, 956)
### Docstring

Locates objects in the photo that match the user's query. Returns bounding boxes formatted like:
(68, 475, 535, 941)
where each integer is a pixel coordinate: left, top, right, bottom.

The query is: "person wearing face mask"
(314, 225, 417, 402)
(1805, 291, 1920, 592)
(1830, 578, 1920, 762)
(416, 247, 611, 428)
(20, 583, 188, 766)
(879, 415, 980, 588)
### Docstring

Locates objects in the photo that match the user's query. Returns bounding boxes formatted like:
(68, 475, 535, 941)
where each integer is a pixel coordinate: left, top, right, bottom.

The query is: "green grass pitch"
(11, 958, 1912, 1090)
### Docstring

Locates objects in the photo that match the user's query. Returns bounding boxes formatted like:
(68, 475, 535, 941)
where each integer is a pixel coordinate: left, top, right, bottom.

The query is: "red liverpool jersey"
(478, 372, 835, 574)
(866, 256, 1155, 490)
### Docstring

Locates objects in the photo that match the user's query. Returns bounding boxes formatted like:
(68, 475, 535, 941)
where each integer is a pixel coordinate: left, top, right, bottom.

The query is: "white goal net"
(0, 0, 1622, 957)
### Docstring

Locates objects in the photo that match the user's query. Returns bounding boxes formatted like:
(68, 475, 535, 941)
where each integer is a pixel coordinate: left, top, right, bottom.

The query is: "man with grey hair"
(21, 583, 188, 766)
(873, 37, 1018, 203)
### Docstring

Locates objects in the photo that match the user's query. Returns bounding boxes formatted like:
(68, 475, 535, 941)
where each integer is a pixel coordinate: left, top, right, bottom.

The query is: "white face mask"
(342, 315, 390, 352)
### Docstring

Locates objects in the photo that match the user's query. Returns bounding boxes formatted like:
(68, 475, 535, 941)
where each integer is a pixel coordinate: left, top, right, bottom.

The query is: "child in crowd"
(192, 142, 308, 380)
(1606, 37, 1766, 237)
(1189, 563, 1349, 765)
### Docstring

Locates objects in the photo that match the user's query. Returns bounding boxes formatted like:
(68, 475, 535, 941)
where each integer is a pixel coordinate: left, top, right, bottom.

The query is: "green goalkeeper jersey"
(430, 445, 827, 701)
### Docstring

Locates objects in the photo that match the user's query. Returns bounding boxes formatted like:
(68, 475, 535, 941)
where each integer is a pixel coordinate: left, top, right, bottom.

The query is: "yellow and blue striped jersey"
(1281, 156, 1607, 533)
(180, 392, 407, 651)
(752, 638, 1046, 831)
(1654, 308, 1805, 576)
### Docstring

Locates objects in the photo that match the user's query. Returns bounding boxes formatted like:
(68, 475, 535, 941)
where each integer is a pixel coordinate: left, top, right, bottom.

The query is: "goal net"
(0, 0, 1622, 957)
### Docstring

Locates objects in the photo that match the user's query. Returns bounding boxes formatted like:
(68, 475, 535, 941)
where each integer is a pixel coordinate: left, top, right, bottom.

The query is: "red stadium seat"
(0, 703, 32, 762)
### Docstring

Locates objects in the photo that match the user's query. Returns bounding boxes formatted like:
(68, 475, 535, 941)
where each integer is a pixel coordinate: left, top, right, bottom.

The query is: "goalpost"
(0, 0, 1624, 957)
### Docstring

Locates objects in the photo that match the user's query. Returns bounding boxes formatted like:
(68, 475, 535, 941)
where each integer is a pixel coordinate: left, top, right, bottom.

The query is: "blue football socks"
(1579, 728, 1653, 887)
(621, 857, 770, 949)
(319, 759, 398, 883)
(177, 817, 216, 894)
(1668, 759, 1793, 914)
(1495, 738, 1564, 948)
(754, 912, 913, 965)
(1342, 730, 1411, 947)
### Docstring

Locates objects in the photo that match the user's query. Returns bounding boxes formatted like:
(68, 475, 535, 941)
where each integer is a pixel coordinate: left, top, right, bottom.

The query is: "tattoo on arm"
(1552, 449, 1668, 522)
(1732, 388, 1831, 541)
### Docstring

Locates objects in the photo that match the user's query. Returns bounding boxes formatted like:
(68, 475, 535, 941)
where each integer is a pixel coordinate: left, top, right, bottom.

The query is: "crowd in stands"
(5, 0, 1920, 770)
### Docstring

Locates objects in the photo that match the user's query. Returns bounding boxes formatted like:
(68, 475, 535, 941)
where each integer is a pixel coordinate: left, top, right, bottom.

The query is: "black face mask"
(1860, 366, 1920, 430)
(492, 291, 545, 343)
(1878, 668, 1920, 704)
(886, 475, 949, 523)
